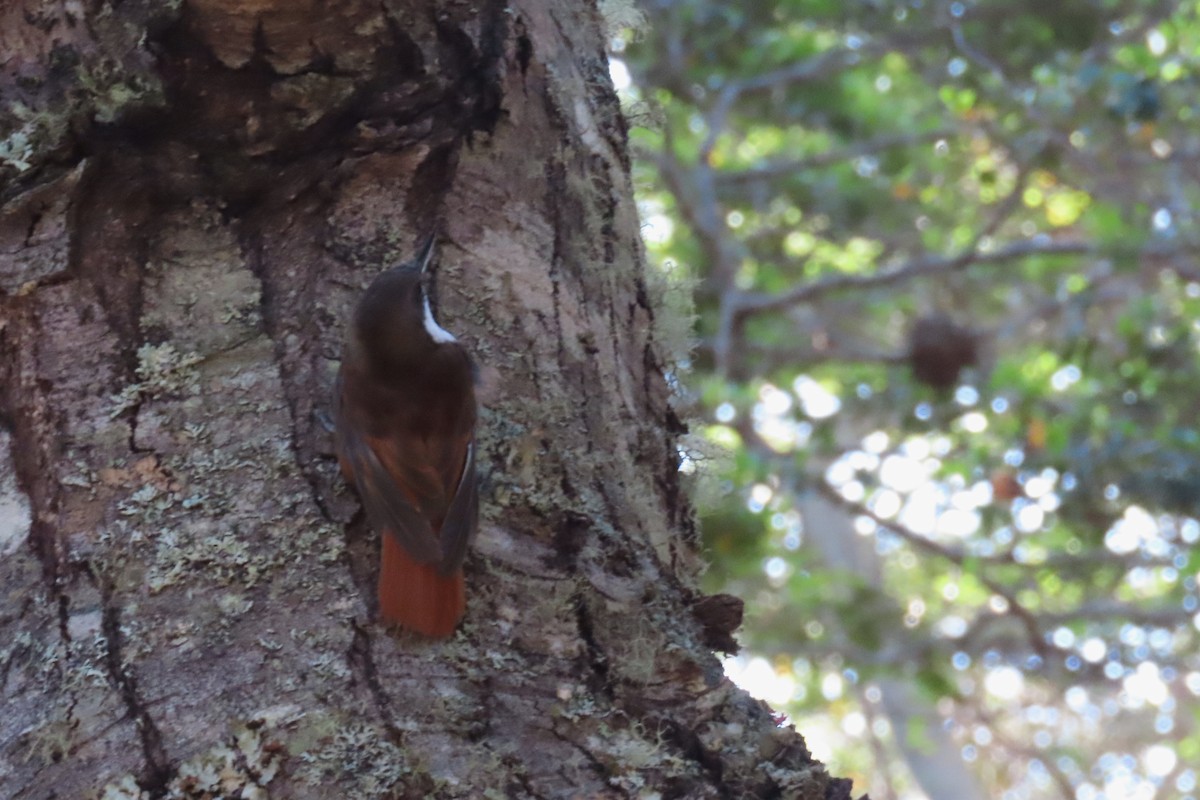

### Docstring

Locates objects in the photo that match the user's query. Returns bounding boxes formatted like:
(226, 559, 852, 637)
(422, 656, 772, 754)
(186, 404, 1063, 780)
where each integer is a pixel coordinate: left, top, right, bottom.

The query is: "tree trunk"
(1, 1, 859, 797)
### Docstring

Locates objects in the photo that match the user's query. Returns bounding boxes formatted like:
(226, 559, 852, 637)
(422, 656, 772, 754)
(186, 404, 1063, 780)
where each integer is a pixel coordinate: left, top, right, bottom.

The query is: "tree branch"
(812, 481, 1050, 658)
(699, 42, 891, 161)
(732, 238, 1097, 317)
(716, 129, 958, 187)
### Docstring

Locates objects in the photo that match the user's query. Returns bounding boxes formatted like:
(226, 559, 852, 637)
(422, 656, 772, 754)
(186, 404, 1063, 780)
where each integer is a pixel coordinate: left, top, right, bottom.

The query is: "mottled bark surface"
(1, 2, 857, 798)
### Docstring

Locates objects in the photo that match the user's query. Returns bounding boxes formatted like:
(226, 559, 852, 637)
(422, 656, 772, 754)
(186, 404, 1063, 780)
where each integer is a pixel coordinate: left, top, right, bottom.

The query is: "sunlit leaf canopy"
(615, 0, 1200, 798)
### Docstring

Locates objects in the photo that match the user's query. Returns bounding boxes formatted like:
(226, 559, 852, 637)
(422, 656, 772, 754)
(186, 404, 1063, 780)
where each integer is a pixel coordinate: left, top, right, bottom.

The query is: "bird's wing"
(334, 370, 476, 570)
(333, 375, 439, 565)
(438, 440, 478, 572)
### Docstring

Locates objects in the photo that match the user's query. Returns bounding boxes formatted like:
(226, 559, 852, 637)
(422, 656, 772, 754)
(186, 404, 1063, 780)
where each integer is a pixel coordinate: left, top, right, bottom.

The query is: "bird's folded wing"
(340, 428, 443, 565)
(438, 442, 478, 572)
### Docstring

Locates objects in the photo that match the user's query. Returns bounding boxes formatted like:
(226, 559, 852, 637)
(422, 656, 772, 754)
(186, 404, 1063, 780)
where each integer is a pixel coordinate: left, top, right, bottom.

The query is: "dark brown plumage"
(334, 237, 478, 638)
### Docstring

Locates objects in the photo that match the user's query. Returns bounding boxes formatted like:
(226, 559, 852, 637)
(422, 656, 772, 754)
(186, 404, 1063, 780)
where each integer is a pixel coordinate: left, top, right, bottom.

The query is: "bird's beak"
(416, 233, 437, 276)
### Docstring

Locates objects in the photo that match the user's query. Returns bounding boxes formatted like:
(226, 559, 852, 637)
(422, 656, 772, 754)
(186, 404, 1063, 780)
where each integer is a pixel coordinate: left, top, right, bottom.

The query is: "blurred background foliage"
(610, 1, 1200, 798)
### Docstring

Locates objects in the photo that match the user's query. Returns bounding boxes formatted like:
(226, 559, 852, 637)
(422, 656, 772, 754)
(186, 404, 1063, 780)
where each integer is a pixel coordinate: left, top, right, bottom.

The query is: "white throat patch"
(422, 294, 457, 344)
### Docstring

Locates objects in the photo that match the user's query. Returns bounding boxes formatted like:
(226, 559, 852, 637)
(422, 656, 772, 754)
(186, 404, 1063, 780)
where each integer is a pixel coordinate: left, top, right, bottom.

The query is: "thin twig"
(699, 42, 890, 161)
(970, 705, 1076, 799)
(716, 129, 959, 186)
(813, 481, 1049, 658)
(732, 238, 1096, 316)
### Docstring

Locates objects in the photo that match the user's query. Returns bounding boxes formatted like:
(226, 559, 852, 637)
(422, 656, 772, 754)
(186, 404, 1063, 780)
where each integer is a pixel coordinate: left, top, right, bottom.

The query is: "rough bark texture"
(1, 2, 857, 798)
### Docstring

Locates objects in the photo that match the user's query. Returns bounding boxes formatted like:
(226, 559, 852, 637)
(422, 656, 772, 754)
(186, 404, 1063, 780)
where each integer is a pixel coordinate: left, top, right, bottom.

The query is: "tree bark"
(1, 1, 858, 797)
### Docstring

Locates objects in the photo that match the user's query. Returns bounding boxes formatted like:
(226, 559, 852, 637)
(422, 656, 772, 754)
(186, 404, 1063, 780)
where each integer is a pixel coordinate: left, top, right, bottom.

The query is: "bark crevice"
(94, 570, 173, 794)
(346, 621, 402, 743)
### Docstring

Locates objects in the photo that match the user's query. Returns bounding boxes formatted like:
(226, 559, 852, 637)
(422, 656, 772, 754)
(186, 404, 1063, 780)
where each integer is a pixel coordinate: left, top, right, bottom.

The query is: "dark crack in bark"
(345, 619, 402, 743)
(93, 570, 173, 794)
(661, 718, 731, 800)
(571, 592, 611, 700)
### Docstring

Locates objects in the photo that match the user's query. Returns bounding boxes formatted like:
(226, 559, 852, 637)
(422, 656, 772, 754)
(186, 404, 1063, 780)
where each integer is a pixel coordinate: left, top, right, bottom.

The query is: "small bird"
(334, 236, 478, 638)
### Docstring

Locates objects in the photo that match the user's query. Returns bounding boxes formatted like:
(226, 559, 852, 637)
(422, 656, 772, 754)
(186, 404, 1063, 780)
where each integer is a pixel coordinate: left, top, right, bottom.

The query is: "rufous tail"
(378, 533, 465, 638)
